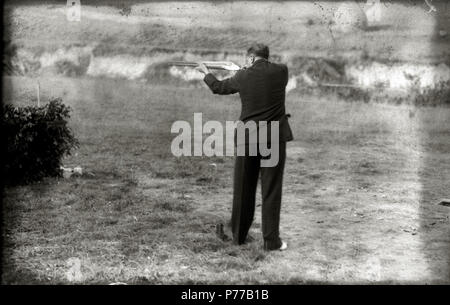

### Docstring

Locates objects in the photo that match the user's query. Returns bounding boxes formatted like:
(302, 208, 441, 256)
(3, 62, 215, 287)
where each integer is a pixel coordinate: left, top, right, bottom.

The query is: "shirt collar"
(253, 58, 268, 66)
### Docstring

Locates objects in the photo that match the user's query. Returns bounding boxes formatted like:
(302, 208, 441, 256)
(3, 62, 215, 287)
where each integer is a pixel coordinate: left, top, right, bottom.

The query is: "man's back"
(237, 59, 288, 123)
(203, 58, 293, 143)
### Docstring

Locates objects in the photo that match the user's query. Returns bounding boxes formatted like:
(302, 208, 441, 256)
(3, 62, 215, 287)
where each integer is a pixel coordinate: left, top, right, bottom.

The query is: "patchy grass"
(2, 75, 450, 284)
(3, 0, 450, 285)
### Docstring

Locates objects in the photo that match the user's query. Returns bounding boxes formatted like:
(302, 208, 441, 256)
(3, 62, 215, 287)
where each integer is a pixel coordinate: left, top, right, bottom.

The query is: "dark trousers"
(231, 141, 286, 250)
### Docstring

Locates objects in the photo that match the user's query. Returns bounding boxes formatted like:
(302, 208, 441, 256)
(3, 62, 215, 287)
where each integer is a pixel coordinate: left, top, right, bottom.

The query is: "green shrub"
(3, 98, 78, 185)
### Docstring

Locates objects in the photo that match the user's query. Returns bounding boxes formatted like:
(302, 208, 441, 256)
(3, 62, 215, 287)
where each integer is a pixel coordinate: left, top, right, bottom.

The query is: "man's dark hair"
(247, 43, 269, 59)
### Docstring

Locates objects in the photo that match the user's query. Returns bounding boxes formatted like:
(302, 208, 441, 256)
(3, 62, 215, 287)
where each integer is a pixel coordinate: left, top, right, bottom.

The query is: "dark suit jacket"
(203, 58, 293, 145)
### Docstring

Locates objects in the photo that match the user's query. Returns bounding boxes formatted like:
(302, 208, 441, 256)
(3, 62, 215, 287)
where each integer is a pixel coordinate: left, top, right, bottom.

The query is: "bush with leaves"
(3, 98, 79, 185)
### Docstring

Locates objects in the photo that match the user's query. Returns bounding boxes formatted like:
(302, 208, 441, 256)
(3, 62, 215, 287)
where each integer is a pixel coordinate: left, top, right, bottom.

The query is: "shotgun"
(167, 61, 241, 71)
(169, 62, 377, 89)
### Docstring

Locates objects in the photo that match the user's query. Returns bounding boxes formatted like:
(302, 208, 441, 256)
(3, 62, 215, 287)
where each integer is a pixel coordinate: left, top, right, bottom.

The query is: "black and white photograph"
(1, 0, 450, 287)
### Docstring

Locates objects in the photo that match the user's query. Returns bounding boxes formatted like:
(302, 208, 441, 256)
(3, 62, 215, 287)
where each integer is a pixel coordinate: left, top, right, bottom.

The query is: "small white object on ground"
(61, 166, 73, 178)
(66, 257, 82, 282)
(61, 166, 83, 178)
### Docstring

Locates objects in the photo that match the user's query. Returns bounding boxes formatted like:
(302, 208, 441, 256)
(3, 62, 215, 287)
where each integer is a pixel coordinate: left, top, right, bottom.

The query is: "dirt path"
(153, 111, 449, 283)
(175, 143, 442, 283)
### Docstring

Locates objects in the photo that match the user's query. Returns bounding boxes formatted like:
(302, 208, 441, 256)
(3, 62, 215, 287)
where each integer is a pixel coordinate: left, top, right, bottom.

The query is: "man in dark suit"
(197, 43, 293, 251)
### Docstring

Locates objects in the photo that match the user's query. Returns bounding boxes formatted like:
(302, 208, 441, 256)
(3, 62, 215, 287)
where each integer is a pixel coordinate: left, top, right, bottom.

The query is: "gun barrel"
(167, 62, 199, 67)
(167, 61, 241, 71)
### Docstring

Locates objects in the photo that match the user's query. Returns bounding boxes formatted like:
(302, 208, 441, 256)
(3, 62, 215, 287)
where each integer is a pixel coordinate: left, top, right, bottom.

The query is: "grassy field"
(2, 75, 449, 284)
(2, 0, 450, 284)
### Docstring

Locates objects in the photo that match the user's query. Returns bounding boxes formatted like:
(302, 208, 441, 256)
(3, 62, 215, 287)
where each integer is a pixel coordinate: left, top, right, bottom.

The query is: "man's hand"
(196, 62, 210, 75)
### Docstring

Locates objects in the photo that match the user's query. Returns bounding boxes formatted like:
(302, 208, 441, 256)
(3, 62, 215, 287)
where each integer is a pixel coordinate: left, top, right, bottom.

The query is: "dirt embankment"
(4, 43, 450, 106)
(4, 1, 450, 105)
